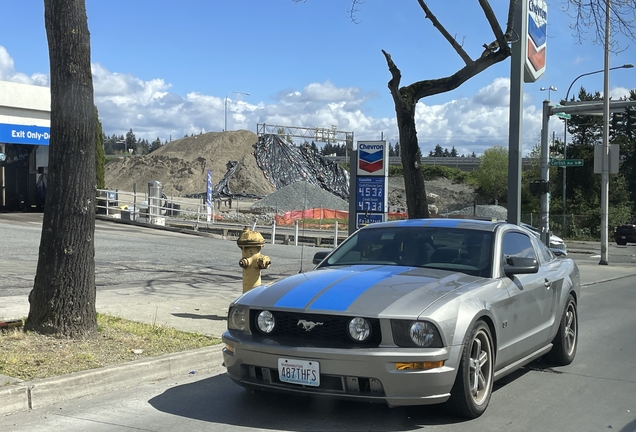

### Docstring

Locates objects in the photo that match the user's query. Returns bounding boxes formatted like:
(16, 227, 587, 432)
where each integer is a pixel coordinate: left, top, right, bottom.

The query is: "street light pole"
(560, 62, 633, 239)
(224, 91, 250, 132)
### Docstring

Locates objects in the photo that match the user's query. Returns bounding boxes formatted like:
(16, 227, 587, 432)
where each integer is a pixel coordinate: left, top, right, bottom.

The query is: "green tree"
(95, 107, 105, 189)
(125, 128, 137, 155)
(149, 137, 162, 153)
(450, 146, 458, 157)
(473, 146, 509, 203)
(433, 144, 443, 157)
(26, 0, 97, 337)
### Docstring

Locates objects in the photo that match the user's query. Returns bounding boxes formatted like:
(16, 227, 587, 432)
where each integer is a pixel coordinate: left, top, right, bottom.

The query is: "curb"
(0, 344, 224, 417)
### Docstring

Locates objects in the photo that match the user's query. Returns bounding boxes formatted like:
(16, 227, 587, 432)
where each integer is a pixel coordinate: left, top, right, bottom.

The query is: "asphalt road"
(0, 213, 329, 299)
(1, 275, 635, 431)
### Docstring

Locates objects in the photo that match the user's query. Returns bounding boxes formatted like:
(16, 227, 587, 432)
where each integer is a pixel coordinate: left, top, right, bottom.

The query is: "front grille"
(249, 310, 382, 347)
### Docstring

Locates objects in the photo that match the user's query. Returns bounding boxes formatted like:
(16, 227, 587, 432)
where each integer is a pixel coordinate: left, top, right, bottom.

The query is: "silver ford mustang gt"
(222, 218, 580, 418)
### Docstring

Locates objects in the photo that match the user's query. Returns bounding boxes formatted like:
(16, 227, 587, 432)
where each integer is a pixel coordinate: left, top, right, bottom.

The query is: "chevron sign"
(357, 141, 388, 176)
(525, 0, 547, 83)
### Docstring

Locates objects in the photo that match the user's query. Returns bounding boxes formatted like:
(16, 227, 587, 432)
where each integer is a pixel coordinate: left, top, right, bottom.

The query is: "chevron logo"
(358, 143, 384, 174)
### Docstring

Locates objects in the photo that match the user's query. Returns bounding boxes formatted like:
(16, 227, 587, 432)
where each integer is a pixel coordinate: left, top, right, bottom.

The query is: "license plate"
(278, 358, 320, 386)
(621, 236, 627, 239)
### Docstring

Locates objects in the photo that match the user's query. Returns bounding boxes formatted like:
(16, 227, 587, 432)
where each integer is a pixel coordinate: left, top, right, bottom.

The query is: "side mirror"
(503, 256, 539, 276)
(313, 251, 330, 265)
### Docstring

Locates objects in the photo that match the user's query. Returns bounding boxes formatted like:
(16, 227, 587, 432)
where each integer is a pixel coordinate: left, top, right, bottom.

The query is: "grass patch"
(0, 314, 220, 382)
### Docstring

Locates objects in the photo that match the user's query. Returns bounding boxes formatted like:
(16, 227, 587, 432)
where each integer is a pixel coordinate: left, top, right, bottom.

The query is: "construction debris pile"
(252, 134, 350, 199)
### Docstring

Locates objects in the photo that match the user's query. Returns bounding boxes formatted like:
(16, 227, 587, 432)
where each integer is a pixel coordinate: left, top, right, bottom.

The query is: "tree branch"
(416, 0, 473, 65)
(409, 48, 510, 100)
(382, 49, 404, 109)
(478, 0, 509, 55)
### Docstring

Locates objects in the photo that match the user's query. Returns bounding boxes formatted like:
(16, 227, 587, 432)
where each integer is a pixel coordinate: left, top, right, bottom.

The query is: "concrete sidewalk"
(2, 255, 635, 417)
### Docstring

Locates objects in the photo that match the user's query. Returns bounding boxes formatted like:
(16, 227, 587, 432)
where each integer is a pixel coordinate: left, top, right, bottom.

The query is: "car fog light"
(256, 310, 275, 333)
(410, 322, 436, 347)
(348, 317, 371, 341)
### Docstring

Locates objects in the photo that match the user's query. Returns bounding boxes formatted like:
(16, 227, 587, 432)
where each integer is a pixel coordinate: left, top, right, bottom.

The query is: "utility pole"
(600, 0, 611, 265)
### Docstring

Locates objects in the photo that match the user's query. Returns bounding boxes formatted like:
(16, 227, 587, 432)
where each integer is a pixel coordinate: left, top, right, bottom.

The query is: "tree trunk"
(26, 0, 97, 337)
(396, 101, 429, 219)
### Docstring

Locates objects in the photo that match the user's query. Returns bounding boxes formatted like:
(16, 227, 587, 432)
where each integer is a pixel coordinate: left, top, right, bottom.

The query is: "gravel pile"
(446, 204, 508, 221)
(250, 181, 349, 213)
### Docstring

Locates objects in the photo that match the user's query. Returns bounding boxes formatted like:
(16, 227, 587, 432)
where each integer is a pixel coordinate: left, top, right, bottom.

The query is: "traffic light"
(529, 180, 550, 197)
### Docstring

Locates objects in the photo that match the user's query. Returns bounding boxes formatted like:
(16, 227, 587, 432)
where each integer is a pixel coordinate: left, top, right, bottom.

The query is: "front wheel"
(545, 294, 578, 366)
(447, 320, 494, 419)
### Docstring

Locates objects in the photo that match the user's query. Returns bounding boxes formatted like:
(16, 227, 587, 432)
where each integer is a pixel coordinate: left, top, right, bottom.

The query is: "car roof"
(360, 218, 507, 233)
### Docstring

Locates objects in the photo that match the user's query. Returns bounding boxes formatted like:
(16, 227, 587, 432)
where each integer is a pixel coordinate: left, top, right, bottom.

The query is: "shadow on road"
(148, 367, 541, 431)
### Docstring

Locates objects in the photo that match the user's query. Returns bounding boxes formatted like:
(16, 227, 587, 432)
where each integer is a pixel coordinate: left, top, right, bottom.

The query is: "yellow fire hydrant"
(237, 227, 271, 293)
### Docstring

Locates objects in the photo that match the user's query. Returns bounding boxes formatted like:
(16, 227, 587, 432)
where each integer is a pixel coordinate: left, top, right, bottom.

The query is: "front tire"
(447, 320, 494, 419)
(545, 294, 578, 366)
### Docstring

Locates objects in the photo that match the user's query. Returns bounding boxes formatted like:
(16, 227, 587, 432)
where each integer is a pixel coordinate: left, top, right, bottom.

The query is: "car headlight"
(348, 317, 371, 342)
(391, 320, 443, 348)
(256, 310, 276, 334)
(228, 305, 249, 331)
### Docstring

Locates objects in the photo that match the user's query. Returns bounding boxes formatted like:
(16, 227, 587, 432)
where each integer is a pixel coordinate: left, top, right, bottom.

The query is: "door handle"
(544, 279, 552, 289)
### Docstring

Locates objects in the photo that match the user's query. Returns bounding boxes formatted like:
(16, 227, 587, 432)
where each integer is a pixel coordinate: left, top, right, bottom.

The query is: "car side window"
(502, 232, 537, 261)
(532, 235, 555, 263)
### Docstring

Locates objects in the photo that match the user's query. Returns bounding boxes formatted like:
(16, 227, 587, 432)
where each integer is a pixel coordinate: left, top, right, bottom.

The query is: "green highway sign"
(550, 158, 583, 167)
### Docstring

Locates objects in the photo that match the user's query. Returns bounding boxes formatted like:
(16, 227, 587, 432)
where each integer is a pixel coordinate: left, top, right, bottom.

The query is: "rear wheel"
(447, 320, 494, 419)
(545, 294, 578, 366)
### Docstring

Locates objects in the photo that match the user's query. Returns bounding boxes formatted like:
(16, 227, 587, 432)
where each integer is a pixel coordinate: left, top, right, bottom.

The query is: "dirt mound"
(104, 130, 275, 197)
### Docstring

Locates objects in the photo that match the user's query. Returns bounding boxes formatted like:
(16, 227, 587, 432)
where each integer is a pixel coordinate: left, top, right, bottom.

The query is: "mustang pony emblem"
(297, 320, 323, 331)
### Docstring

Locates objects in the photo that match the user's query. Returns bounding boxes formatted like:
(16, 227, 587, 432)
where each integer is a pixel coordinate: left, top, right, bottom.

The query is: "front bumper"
(222, 330, 462, 407)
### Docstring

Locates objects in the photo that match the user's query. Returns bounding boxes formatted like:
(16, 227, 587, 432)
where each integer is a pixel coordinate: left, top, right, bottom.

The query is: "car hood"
(238, 265, 484, 318)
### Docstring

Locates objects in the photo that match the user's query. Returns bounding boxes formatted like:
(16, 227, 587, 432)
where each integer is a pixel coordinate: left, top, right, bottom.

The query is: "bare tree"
(383, 1, 515, 218)
(565, 0, 636, 52)
(295, 0, 516, 218)
(25, 0, 97, 337)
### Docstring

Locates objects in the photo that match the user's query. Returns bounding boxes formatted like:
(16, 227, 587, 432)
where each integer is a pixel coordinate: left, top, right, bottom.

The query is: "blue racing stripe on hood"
(308, 267, 406, 311)
(274, 270, 346, 308)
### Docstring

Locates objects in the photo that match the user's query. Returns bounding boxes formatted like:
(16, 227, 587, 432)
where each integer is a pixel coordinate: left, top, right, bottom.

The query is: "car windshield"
(319, 226, 494, 277)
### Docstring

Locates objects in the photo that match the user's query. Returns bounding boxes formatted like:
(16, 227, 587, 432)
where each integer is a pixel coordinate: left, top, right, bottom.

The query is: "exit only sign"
(550, 158, 584, 167)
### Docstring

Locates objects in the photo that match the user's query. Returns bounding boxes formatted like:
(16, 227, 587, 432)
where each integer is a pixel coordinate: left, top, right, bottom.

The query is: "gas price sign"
(356, 177, 385, 212)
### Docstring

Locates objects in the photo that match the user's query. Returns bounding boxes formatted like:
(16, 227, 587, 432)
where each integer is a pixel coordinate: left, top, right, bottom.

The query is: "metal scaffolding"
(256, 123, 354, 148)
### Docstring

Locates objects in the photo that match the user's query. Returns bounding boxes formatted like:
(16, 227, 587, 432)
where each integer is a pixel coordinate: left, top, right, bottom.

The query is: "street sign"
(553, 104, 572, 119)
(550, 158, 583, 167)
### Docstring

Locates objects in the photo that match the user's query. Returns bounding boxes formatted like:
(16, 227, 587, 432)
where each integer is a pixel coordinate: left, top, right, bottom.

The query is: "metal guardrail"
(95, 189, 346, 247)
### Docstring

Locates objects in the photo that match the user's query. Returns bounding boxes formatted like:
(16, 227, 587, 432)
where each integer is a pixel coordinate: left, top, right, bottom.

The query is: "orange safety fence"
(274, 208, 407, 226)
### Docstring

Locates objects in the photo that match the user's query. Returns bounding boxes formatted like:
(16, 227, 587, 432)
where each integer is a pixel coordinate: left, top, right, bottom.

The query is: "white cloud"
(0, 46, 48, 86)
(1, 44, 552, 156)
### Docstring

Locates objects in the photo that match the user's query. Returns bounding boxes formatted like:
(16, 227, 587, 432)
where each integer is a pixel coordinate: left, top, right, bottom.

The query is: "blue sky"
(0, 0, 634, 156)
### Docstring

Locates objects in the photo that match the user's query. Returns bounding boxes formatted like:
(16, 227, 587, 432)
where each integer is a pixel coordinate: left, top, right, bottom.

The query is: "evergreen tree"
(433, 144, 444, 157)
